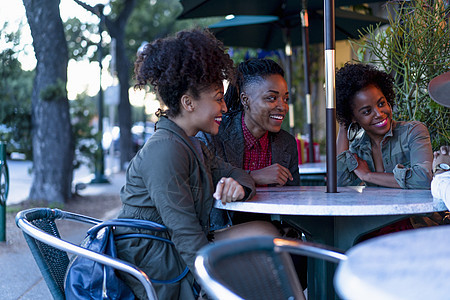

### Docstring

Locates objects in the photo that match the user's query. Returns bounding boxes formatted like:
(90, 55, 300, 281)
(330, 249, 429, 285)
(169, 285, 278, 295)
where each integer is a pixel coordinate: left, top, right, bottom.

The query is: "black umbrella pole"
(325, 0, 337, 193)
(326, 107, 337, 192)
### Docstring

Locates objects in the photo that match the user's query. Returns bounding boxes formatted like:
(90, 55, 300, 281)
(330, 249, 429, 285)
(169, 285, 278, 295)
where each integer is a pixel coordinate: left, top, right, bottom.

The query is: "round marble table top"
(334, 225, 450, 300)
(214, 186, 447, 216)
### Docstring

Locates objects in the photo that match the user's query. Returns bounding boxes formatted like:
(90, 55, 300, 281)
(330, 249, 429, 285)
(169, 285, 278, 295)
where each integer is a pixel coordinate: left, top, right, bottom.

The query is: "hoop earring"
(242, 100, 249, 110)
(347, 122, 360, 142)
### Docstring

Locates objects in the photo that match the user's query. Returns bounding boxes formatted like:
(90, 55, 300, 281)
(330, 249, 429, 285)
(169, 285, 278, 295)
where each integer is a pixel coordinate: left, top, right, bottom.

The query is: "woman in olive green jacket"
(115, 28, 279, 300)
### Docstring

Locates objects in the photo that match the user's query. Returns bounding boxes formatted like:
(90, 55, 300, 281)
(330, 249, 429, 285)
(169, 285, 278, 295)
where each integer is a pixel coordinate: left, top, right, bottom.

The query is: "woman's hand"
(250, 164, 293, 186)
(213, 177, 245, 205)
(433, 145, 450, 175)
(352, 153, 371, 181)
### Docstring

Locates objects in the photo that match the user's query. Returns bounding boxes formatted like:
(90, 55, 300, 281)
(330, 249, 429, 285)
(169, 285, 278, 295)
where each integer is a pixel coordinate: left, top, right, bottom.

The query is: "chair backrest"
(15, 208, 158, 300)
(195, 236, 347, 300)
(16, 208, 99, 299)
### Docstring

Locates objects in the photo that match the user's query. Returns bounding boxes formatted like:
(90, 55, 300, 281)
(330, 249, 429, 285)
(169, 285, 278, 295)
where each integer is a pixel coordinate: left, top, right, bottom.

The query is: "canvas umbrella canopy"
(178, 0, 384, 19)
(208, 10, 386, 49)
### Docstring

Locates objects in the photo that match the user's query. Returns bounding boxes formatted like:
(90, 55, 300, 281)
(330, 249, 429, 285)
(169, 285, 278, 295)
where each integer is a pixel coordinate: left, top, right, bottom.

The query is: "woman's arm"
(205, 144, 256, 200)
(336, 124, 362, 187)
(337, 124, 350, 155)
(392, 122, 433, 189)
(250, 164, 294, 186)
(140, 140, 209, 270)
(352, 154, 400, 188)
(252, 131, 299, 186)
(352, 122, 433, 189)
(286, 134, 300, 186)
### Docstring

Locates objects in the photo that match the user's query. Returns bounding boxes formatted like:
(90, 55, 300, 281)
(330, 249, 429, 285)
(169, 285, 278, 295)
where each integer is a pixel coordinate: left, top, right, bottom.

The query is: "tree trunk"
(23, 0, 74, 203)
(115, 32, 133, 169)
(105, 0, 136, 170)
(73, 0, 136, 170)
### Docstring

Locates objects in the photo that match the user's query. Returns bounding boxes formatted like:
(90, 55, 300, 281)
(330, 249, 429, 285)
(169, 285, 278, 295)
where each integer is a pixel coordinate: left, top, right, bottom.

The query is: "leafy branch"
(351, 0, 450, 148)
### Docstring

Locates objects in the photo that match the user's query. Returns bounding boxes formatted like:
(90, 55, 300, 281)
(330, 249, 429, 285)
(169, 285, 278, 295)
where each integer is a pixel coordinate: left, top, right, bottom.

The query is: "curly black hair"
(134, 28, 235, 117)
(225, 58, 285, 112)
(336, 62, 395, 128)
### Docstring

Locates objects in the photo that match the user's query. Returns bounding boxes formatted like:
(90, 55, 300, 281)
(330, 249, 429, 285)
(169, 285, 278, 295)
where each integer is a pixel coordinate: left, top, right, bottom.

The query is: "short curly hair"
(134, 28, 235, 117)
(336, 63, 395, 128)
(225, 58, 285, 112)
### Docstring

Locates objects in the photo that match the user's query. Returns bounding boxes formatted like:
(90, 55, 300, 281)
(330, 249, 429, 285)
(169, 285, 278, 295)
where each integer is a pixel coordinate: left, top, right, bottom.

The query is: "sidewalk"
(7, 155, 124, 205)
(0, 157, 126, 299)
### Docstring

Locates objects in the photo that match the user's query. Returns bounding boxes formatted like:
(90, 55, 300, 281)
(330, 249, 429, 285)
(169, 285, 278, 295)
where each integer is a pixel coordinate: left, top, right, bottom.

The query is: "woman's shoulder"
(273, 129, 297, 144)
(141, 131, 191, 159)
(216, 110, 243, 137)
(393, 120, 429, 136)
(222, 110, 242, 126)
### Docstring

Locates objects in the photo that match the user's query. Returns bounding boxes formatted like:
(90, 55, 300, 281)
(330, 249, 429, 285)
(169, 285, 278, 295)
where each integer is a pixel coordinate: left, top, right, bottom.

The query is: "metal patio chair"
(15, 207, 158, 300)
(195, 236, 347, 300)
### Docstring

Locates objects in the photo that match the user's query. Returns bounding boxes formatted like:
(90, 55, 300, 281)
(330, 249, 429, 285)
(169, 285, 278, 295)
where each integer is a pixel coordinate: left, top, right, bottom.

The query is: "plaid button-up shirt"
(242, 114, 272, 172)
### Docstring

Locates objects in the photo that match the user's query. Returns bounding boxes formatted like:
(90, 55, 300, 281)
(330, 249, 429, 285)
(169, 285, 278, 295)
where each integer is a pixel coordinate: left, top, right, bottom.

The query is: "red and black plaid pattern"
(242, 114, 272, 172)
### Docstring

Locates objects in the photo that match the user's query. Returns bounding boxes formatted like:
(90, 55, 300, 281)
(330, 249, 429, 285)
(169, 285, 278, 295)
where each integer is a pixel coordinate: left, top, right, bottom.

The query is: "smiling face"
(351, 84, 393, 140)
(191, 84, 227, 136)
(241, 74, 289, 139)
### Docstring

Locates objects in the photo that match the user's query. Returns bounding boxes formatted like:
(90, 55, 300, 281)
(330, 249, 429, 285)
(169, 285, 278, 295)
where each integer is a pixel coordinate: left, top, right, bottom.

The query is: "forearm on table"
(361, 172, 401, 188)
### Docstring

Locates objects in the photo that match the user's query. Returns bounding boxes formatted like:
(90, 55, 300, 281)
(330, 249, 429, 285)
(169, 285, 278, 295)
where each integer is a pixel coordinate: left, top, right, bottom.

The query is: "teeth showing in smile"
(215, 117, 222, 122)
(373, 119, 387, 127)
(270, 115, 284, 120)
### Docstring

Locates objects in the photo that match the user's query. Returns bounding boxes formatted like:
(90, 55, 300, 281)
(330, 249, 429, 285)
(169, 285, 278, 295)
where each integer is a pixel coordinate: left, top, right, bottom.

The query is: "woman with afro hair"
(336, 62, 433, 189)
(114, 28, 279, 300)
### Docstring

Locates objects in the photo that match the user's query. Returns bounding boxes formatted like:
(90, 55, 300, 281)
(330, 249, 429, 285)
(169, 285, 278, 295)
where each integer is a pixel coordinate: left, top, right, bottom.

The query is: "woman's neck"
(369, 134, 384, 148)
(169, 115, 197, 136)
(243, 114, 267, 139)
(367, 119, 393, 148)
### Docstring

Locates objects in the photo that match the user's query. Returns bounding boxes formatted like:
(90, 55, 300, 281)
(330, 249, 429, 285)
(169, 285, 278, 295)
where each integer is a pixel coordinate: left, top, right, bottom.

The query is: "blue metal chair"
(195, 236, 347, 300)
(15, 208, 159, 300)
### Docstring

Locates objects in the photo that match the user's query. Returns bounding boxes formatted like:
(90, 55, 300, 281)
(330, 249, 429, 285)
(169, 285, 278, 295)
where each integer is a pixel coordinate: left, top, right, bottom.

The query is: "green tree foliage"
(351, 0, 450, 148)
(0, 23, 33, 158)
(124, 0, 221, 78)
(70, 94, 98, 171)
(0, 20, 99, 168)
(65, 17, 98, 62)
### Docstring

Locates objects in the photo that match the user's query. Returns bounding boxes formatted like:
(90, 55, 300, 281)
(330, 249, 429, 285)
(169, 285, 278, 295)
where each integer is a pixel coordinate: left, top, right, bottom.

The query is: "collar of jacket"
(156, 116, 206, 166)
(351, 119, 398, 152)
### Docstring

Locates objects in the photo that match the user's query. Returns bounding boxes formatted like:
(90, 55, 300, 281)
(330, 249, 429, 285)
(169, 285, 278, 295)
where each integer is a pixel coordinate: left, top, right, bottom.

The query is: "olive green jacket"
(115, 116, 255, 299)
(337, 120, 433, 189)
